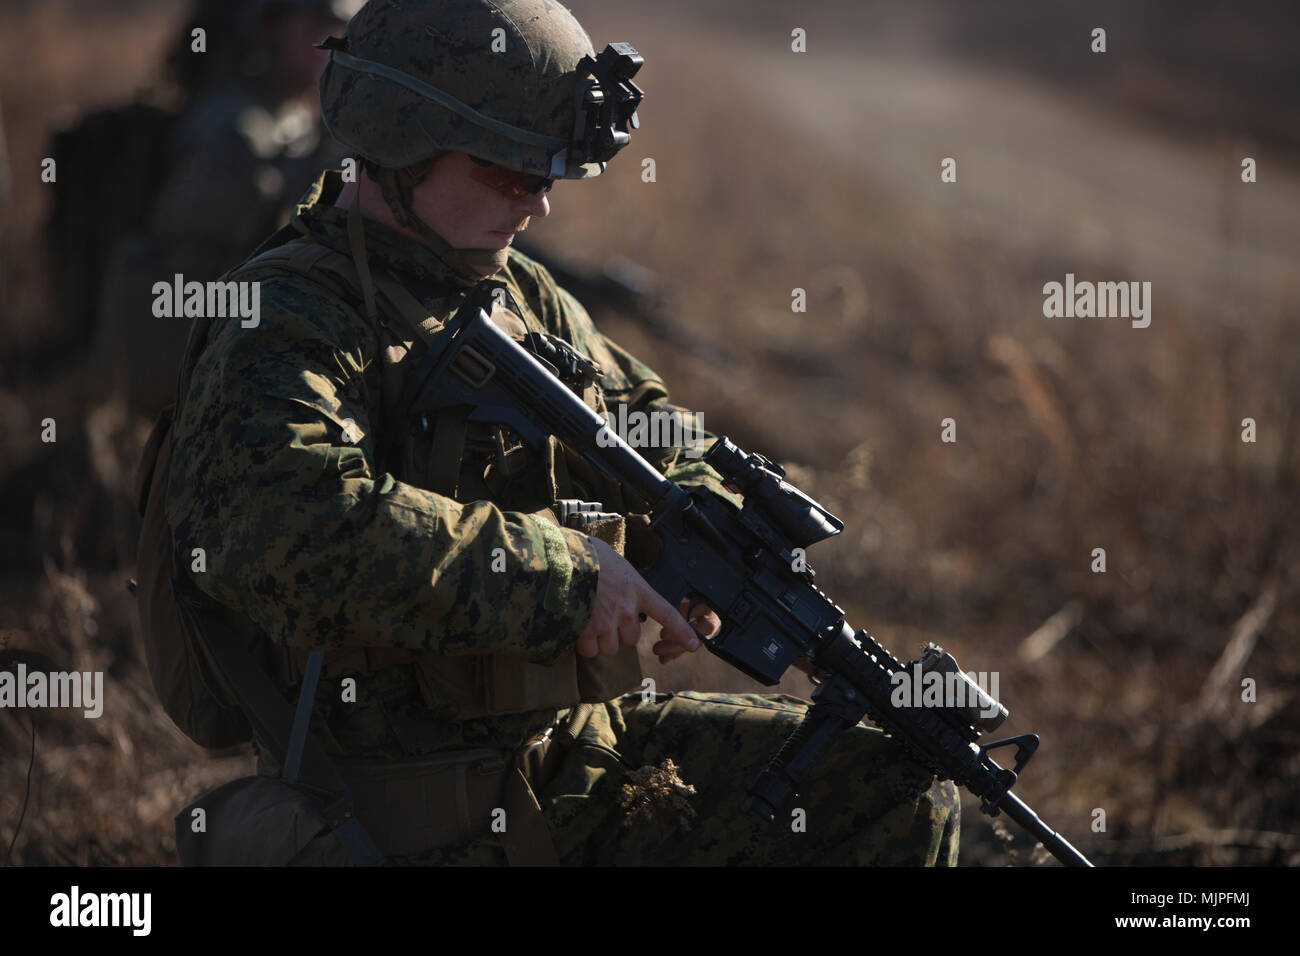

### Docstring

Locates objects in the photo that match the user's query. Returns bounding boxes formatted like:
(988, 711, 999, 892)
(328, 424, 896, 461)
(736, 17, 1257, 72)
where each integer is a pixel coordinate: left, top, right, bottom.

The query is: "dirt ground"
(1, 0, 1297, 866)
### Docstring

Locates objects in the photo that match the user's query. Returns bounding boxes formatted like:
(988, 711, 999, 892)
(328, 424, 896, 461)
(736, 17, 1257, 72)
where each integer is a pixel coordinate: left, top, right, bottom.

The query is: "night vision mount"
(570, 42, 644, 166)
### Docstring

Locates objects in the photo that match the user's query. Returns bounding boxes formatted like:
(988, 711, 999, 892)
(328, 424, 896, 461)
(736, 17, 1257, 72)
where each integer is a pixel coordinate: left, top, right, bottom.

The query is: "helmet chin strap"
(363, 155, 510, 280)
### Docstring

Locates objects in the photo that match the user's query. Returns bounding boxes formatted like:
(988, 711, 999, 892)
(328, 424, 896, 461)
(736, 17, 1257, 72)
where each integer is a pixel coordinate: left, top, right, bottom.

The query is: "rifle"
(408, 282, 1094, 867)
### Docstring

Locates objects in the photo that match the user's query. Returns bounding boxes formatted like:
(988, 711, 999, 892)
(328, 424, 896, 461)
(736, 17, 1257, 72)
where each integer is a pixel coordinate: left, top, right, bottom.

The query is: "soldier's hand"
(652, 596, 721, 665)
(576, 538, 701, 659)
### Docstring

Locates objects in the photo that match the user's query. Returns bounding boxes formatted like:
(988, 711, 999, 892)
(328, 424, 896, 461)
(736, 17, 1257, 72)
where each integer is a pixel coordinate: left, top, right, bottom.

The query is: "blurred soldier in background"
(50, 0, 359, 407)
(139, 0, 358, 267)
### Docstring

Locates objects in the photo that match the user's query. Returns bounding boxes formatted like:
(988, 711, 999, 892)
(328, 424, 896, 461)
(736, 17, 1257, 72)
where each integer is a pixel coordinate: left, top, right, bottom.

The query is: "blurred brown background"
(1, 0, 1298, 865)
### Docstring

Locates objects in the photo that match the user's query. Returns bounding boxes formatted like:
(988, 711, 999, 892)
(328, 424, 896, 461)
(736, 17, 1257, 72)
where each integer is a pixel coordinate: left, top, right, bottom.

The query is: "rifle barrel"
(1000, 792, 1094, 867)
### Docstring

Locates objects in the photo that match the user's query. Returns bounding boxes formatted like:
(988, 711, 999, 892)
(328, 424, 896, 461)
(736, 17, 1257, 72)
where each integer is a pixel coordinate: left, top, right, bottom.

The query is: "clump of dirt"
(617, 758, 698, 830)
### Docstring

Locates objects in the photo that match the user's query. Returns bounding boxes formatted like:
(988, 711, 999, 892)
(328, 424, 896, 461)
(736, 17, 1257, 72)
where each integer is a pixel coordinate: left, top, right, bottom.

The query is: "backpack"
(134, 405, 236, 746)
(132, 231, 443, 749)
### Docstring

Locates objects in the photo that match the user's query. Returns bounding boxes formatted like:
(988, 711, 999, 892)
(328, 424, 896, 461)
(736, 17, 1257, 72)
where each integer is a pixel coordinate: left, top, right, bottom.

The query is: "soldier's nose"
(517, 189, 550, 218)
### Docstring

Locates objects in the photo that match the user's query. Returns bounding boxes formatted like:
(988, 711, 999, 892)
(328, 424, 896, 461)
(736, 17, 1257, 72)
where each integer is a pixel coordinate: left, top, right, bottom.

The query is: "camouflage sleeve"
(165, 277, 600, 661)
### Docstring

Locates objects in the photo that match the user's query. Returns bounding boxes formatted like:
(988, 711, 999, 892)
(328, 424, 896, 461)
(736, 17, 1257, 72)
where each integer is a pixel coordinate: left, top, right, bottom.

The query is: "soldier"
(94, 0, 360, 407)
(164, 0, 961, 865)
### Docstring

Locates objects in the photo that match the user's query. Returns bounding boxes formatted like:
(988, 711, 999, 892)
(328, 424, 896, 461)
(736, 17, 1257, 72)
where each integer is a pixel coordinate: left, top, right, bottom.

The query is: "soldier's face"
(409, 152, 551, 273)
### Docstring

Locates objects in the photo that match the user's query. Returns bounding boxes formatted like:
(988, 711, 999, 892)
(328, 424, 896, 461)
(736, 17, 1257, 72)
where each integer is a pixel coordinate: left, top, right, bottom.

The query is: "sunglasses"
(467, 155, 555, 199)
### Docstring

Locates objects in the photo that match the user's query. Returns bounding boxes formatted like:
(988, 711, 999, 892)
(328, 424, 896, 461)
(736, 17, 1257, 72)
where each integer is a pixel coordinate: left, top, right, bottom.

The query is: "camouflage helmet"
(317, 0, 642, 180)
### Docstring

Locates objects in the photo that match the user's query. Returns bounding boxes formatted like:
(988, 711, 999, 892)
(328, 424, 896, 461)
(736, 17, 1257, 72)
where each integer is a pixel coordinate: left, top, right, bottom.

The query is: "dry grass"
(2, 0, 1297, 866)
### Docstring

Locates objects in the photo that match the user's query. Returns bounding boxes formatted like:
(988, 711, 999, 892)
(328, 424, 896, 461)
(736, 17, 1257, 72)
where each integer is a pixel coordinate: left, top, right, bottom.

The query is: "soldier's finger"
(599, 620, 621, 657)
(691, 609, 723, 639)
(652, 638, 689, 661)
(617, 610, 641, 648)
(679, 593, 722, 638)
(640, 587, 699, 649)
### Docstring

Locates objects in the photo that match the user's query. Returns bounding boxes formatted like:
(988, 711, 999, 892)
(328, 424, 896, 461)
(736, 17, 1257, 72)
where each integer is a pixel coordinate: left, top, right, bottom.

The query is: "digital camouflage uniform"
(164, 0, 961, 865)
(422, 692, 959, 866)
